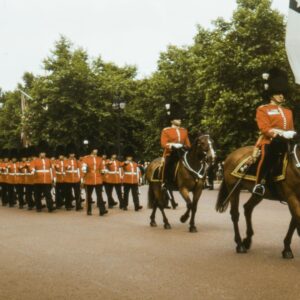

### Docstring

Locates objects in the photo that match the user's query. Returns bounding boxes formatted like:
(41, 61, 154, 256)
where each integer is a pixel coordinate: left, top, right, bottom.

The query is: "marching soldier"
(160, 103, 191, 189)
(15, 148, 26, 209)
(23, 147, 35, 210)
(105, 146, 124, 209)
(121, 146, 143, 211)
(64, 143, 82, 211)
(252, 68, 296, 196)
(30, 141, 56, 212)
(0, 149, 10, 206)
(54, 145, 67, 209)
(6, 149, 18, 207)
(81, 143, 108, 216)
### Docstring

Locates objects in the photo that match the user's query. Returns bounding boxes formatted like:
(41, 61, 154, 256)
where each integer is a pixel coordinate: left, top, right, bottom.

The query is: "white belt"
(124, 172, 138, 175)
(36, 170, 50, 173)
(66, 170, 79, 173)
(56, 172, 65, 175)
(108, 171, 119, 174)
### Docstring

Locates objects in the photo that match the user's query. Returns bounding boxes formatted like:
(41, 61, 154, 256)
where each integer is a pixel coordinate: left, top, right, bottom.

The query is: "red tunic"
(160, 126, 191, 156)
(54, 159, 66, 183)
(81, 155, 104, 185)
(105, 160, 122, 184)
(64, 158, 81, 183)
(30, 158, 55, 184)
(6, 162, 18, 185)
(121, 161, 141, 184)
(256, 104, 294, 145)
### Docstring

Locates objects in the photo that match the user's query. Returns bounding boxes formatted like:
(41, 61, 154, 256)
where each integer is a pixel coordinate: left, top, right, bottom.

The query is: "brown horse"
(146, 134, 216, 232)
(216, 142, 300, 258)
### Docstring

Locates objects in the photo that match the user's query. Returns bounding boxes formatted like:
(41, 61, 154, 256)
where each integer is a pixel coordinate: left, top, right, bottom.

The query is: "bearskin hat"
(167, 102, 185, 121)
(66, 143, 78, 156)
(262, 68, 289, 100)
(123, 145, 135, 158)
(55, 145, 66, 158)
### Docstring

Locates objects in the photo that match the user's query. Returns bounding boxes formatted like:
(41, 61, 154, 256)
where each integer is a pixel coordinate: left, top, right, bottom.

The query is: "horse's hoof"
(189, 226, 198, 233)
(150, 221, 157, 227)
(180, 215, 189, 223)
(236, 244, 247, 254)
(282, 250, 294, 259)
(164, 223, 171, 230)
(242, 238, 252, 250)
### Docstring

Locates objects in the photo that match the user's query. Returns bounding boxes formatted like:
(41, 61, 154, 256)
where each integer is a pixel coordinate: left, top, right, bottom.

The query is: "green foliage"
(1, 3, 300, 160)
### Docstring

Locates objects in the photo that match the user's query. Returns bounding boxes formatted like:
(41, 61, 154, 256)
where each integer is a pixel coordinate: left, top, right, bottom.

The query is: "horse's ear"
(197, 131, 203, 137)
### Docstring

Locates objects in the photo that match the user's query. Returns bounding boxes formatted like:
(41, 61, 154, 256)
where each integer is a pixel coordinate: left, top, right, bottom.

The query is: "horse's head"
(193, 134, 216, 163)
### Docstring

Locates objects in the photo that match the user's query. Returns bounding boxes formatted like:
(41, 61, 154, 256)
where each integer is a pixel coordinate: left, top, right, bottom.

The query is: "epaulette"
(163, 127, 171, 131)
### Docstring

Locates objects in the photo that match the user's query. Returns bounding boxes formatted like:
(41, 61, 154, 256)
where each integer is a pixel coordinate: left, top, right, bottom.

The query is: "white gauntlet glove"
(171, 143, 183, 149)
(282, 130, 297, 139)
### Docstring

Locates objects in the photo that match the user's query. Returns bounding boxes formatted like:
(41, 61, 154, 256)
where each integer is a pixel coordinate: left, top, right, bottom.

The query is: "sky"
(0, 0, 289, 91)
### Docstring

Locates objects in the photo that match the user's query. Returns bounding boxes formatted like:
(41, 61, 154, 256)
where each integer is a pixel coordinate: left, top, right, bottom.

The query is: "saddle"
(231, 151, 288, 182)
(151, 160, 180, 185)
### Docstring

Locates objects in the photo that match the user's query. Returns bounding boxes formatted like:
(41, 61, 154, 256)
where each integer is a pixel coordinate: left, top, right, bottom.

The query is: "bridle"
(182, 135, 216, 180)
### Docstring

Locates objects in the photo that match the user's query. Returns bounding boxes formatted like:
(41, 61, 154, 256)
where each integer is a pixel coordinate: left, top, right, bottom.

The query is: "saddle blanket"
(231, 153, 288, 182)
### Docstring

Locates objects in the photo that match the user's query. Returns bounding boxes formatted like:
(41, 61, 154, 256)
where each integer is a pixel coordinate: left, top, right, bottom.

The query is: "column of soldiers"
(0, 141, 143, 216)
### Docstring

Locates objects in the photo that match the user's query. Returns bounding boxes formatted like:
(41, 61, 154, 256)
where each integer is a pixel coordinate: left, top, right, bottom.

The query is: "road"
(0, 184, 299, 300)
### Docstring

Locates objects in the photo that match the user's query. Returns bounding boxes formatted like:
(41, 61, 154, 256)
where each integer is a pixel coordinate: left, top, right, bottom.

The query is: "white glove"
(81, 163, 88, 173)
(282, 131, 297, 139)
(172, 143, 183, 149)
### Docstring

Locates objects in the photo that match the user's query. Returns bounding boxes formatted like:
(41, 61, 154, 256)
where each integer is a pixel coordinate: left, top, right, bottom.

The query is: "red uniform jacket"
(54, 159, 66, 183)
(21, 161, 34, 185)
(6, 162, 18, 185)
(256, 104, 294, 145)
(81, 155, 104, 185)
(105, 160, 122, 184)
(30, 158, 55, 184)
(0, 161, 8, 183)
(64, 158, 81, 183)
(121, 161, 141, 184)
(161, 126, 191, 157)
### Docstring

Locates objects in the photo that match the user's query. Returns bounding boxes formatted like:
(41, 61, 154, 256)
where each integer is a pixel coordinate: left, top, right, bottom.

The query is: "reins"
(181, 135, 214, 180)
(182, 151, 207, 179)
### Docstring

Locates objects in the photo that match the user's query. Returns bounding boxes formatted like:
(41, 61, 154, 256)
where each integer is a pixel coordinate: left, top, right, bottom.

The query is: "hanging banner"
(286, 0, 300, 84)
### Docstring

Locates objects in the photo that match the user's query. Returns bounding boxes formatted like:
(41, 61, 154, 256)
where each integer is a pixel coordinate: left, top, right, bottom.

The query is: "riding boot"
(253, 144, 271, 197)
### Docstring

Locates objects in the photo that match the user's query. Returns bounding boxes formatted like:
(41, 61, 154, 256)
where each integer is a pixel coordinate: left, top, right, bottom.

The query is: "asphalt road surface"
(0, 184, 300, 300)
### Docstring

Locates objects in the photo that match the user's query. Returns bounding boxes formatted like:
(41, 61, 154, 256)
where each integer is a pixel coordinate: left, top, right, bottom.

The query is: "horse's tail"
(148, 183, 155, 209)
(216, 179, 230, 213)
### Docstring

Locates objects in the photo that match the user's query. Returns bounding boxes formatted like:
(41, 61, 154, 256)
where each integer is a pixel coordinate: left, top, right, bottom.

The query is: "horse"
(146, 134, 216, 232)
(216, 141, 300, 258)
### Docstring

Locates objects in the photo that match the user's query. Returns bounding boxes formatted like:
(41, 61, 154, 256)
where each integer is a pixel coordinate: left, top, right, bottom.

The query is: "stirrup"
(252, 184, 265, 197)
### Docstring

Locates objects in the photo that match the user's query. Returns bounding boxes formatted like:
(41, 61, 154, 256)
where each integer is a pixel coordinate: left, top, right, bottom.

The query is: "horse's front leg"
(230, 193, 247, 253)
(282, 216, 297, 259)
(179, 187, 193, 224)
(243, 194, 263, 250)
(156, 188, 171, 229)
(188, 181, 204, 233)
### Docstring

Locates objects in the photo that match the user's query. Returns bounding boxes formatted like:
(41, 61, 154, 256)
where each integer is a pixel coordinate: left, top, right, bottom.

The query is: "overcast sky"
(0, 0, 288, 91)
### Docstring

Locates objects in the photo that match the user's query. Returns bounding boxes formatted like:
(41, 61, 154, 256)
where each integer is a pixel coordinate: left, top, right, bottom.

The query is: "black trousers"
(15, 184, 25, 207)
(257, 139, 287, 184)
(123, 184, 140, 209)
(105, 183, 124, 208)
(55, 182, 66, 208)
(34, 184, 54, 211)
(85, 185, 106, 214)
(7, 184, 16, 207)
(65, 182, 81, 209)
(1, 183, 9, 205)
(25, 184, 35, 208)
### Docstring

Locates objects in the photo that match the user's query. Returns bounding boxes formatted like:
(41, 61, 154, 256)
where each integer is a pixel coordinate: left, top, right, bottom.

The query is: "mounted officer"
(160, 102, 191, 190)
(252, 68, 296, 196)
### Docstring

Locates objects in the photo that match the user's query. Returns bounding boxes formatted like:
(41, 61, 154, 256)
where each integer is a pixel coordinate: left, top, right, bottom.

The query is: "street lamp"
(112, 100, 126, 157)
